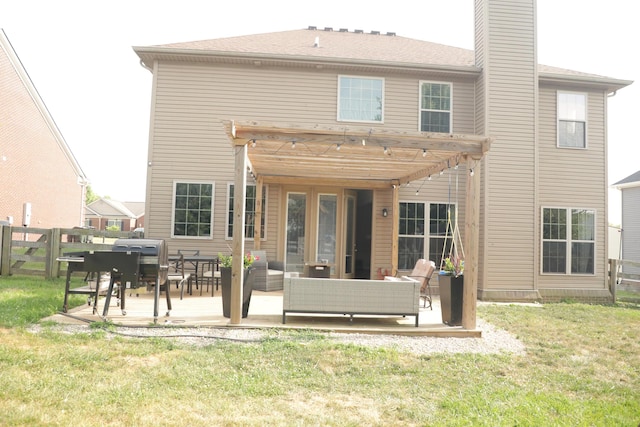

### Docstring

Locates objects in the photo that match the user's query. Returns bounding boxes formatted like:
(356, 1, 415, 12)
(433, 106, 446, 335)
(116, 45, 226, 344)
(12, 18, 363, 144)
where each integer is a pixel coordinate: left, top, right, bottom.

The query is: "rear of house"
(133, 0, 631, 302)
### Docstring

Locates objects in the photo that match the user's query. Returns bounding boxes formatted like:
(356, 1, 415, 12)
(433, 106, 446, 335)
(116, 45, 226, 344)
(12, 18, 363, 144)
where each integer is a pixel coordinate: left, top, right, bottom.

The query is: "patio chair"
(167, 253, 192, 300)
(250, 250, 284, 291)
(177, 249, 200, 290)
(405, 259, 436, 310)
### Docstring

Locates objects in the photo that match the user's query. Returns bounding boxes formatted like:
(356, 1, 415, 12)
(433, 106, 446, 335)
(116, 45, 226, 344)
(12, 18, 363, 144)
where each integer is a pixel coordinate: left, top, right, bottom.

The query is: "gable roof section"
(134, 28, 631, 91)
(0, 29, 88, 183)
(613, 170, 640, 189)
(85, 198, 143, 219)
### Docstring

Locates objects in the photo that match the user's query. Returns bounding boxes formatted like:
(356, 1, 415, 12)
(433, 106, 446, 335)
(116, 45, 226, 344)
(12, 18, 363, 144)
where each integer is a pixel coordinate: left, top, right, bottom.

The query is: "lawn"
(1, 275, 639, 426)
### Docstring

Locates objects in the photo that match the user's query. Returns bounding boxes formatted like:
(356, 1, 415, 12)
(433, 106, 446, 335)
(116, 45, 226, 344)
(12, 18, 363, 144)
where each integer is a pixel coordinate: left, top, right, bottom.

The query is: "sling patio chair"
(404, 259, 436, 310)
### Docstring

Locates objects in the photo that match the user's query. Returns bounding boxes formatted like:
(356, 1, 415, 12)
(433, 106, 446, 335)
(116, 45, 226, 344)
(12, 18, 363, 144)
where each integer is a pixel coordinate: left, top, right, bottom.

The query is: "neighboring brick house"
(0, 29, 87, 228)
(84, 198, 144, 231)
(134, 0, 631, 303)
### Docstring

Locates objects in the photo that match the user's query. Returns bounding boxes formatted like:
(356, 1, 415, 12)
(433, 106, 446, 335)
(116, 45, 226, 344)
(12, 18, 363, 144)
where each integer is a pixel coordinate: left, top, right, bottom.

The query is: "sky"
(2, 0, 637, 224)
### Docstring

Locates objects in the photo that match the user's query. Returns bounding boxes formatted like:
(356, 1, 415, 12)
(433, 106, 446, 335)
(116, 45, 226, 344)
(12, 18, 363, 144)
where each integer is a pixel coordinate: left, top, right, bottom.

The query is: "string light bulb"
(251, 139, 256, 148)
(291, 141, 296, 149)
(336, 143, 341, 151)
(470, 168, 475, 177)
(383, 146, 388, 155)
(422, 148, 427, 157)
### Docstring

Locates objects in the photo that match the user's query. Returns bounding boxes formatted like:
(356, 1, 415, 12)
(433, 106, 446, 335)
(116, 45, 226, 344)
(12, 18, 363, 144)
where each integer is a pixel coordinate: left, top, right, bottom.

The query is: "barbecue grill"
(108, 238, 171, 322)
(60, 239, 171, 323)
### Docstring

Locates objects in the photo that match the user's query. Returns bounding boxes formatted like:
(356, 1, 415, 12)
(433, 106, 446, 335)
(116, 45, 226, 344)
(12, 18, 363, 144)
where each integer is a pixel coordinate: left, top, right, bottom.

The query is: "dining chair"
(167, 253, 193, 300)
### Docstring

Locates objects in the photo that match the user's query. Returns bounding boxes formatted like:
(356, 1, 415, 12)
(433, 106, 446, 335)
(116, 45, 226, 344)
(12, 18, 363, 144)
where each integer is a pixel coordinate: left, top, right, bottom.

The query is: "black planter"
(220, 267, 254, 318)
(438, 274, 464, 326)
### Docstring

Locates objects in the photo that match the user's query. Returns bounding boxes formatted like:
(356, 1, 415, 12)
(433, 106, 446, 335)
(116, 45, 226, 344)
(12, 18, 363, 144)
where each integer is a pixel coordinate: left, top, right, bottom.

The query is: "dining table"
(168, 254, 218, 294)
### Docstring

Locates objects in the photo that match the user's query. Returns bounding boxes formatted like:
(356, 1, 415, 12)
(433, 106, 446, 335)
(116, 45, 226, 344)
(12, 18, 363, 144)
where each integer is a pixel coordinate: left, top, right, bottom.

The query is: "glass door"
(317, 194, 337, 268)
(344, 192, 356, 278)
(285, 193, 306, 273)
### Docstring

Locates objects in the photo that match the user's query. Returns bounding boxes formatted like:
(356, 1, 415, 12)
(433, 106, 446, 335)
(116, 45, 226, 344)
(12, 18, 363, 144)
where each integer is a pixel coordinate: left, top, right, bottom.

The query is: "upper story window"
(337, 76, 384, 123)
(558, 91, 587, 148)
(172, 181, 213, 238)
(542, 207, 595, 274)
(226, 184, 266, 240)
(420, 82, 451, 133)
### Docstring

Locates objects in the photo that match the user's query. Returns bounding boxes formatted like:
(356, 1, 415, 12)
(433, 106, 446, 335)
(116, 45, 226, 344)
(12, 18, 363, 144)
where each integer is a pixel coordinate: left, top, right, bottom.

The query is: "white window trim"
(337, 75, 385, 124)
(225, 182, 267, 241)
(418, 80, 453, 133)
(540, 206, 596, 275)
(170, 180, 214, 240)
(557, 91, 588, 149)
(397, 200, 457, 270)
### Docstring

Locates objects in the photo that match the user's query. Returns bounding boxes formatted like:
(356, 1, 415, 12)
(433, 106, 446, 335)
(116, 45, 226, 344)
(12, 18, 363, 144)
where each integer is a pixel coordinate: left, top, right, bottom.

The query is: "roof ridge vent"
(354, 29, 364, 34)
(386, 32, 396, 36)
(339, 28, 349, 32)
(323, 27, 333, 31)
(307, 26, 317, 30)
(371, 30, 380, 35)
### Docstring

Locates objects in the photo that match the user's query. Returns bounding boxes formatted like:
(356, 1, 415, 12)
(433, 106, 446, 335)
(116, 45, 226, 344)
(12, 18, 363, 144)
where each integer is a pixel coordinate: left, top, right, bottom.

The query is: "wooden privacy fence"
(0, 226, 142, 278)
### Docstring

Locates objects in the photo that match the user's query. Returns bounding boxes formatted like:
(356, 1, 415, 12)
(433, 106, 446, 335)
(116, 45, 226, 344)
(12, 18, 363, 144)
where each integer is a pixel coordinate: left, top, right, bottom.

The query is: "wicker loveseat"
(283, 276, 421, 326)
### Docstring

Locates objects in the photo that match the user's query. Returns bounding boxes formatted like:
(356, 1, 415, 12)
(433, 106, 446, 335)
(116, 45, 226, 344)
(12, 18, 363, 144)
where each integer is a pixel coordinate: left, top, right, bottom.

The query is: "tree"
(85, 185, 99, 205)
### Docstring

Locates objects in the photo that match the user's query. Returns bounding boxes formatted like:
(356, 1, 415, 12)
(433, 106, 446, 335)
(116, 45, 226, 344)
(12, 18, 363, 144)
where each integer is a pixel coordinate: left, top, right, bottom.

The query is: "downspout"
(139, 59, 153, 73)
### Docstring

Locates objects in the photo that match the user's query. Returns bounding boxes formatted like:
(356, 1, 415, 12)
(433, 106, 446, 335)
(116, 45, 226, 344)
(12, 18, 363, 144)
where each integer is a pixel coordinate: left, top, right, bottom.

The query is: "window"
(172, 182, 213, 238)
(226, 184, 266, 239)
(558, 92, 586, 148)
(398, 202, 455, 270)
(107, 219, 122, 230)
(542, 207, 595, 274)
(338, 76, 384, 122)
(420, 82, 451, 133)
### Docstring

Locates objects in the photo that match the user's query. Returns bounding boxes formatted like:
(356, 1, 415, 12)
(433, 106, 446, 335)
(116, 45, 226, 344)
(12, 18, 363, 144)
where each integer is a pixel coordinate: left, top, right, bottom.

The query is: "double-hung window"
(337, 76, 384, 123)
(542, 207, 595, 274)
(420, 82, 451, 133)
(172, 181, 213, 238)
(226, 184, 266, 240)
(398, 201, 455, 270)
(558, 91, 587, 148)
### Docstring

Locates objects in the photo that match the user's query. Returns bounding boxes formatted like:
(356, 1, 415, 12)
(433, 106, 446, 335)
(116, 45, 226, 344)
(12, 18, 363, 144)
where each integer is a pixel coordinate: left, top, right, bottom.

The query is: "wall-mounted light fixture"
(382, 208, 388, 217)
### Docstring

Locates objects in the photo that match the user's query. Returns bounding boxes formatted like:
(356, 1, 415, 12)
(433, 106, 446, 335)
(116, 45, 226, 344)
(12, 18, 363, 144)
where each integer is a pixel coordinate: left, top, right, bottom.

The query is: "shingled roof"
(135, 27, 631, 90)
(613, 170, 640, 188)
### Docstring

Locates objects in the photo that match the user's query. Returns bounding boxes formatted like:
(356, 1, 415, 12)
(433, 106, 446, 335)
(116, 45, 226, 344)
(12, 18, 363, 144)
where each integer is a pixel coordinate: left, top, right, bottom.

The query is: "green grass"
(1, 275, 639, 426)
(0, 275, 86, 327)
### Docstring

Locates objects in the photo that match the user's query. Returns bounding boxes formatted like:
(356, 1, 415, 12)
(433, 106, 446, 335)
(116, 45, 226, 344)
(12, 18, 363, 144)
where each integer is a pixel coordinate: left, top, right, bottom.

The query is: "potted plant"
(218, 252, 258, 318)
(438, 255, 464, 326)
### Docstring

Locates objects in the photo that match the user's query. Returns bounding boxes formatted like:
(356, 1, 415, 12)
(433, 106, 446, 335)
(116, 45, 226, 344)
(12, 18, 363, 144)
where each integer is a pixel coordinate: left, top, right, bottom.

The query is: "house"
(84, 198, 144, 231)
(0, 29, 87, 229)
(613, 170, 640, 279)
(133, 0, 631, 306)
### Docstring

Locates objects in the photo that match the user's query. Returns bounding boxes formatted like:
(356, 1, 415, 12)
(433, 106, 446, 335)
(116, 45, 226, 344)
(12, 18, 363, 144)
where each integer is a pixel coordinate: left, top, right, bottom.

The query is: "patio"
(50, 284, 481, 338)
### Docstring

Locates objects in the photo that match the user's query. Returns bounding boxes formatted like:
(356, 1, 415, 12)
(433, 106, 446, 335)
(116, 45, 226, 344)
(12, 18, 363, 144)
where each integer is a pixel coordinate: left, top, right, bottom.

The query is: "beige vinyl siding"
(371, 189, 393, 278)
(477, 0, 537, 290)
(621, 187, 640, 276)
(147, 61, 478, 258)
(537, 86, 608, 289)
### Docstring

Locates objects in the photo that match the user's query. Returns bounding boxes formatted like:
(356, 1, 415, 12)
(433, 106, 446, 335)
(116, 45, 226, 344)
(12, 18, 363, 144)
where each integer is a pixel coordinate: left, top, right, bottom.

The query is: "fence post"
(0, 226, 12, 276)
(609, 258, 618, 302)
(48, 228, 61, 279)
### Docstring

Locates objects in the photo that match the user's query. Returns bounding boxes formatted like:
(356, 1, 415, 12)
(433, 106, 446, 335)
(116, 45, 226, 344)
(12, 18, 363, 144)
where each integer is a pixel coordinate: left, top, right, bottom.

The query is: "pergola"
(223, 120, 492, 329)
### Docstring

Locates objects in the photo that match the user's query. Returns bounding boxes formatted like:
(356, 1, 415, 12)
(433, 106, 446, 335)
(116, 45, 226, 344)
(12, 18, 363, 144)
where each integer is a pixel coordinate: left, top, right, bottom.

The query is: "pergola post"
(253, 176, 264, 250)
(231, 144, 248, 324)
(462, 156, 481, 330)
(391, 185, 399, 275)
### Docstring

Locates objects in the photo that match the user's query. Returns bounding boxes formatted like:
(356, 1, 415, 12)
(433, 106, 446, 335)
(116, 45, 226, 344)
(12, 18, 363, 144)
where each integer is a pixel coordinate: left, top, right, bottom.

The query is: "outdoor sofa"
(282, 276, 421, 326)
